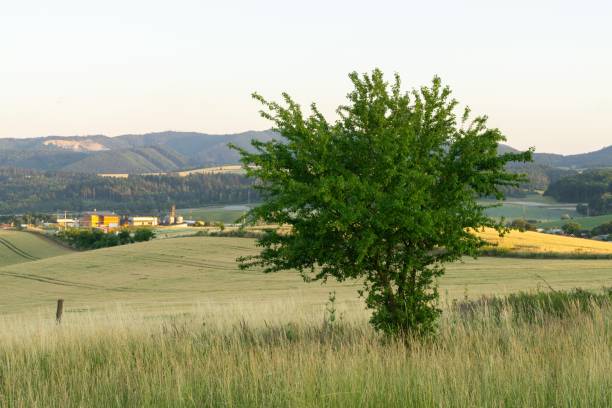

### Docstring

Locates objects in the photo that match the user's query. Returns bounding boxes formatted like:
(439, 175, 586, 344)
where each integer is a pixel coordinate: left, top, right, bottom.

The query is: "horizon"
(1, 1, 611, 155)
(0, 128, 609, 156)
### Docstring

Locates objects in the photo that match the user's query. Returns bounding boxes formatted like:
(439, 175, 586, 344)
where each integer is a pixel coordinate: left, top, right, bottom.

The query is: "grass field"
(179, 195, 592, 227)
(0, 229, 72, 268)
(480, 195, 578, 221)
(177, 205, 253, 224)
(0, 234, 610, 316)
(1, 233, 611, 406)
(1, 291, 611, 406)
(539, 214, 612, 230)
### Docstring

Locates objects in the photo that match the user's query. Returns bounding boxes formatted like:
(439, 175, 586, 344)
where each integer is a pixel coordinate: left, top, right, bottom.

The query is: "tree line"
(544, 169, 612, 215)
(0, 168, 259, 214)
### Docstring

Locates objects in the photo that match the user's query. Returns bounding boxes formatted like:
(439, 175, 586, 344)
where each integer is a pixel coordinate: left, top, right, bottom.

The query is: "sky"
(0, 0, 610, 154)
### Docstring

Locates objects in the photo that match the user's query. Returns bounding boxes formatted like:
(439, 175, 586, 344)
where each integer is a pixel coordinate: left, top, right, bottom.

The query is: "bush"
(562, 221, 582, 235)
(508, 218, 537, 232)
(57, 227, 155, 249)
(134, 228, 155, 242)
(592, 221, 612, 236)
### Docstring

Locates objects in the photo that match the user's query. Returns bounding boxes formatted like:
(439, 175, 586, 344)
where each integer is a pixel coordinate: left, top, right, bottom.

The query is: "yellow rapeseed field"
(477, 228, 612, 255)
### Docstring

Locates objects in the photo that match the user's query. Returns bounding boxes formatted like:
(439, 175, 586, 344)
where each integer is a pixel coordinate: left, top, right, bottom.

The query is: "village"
(53, 205, 186, 231)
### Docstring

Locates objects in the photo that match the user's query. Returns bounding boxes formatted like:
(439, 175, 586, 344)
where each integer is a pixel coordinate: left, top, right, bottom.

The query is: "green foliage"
(57, 227, 154, 249)
(592, 221, 612, 236)
(507, 218, 537, 232)
(562, 221, 582, 235)
(0, 168, 258, 214)
(232, 69, 532, 337)
(545, 169, 612, 215)
(133, 228, 155, 242)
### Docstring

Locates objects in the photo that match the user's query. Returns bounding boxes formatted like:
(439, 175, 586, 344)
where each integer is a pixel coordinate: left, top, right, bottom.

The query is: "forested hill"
(0, 168, 259, 215)
(545, 169, 612, 215)
(0, 130, 277, 174)
(0, 131, 609, 174)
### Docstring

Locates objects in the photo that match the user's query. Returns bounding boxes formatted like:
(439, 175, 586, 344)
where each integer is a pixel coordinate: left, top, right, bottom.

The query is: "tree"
(232, 69, 532, 337)
(133, 228, 155, 242)
(562, 222, 582, 236)
(508, 218, 537, 232)
(592, 221, 612, 236)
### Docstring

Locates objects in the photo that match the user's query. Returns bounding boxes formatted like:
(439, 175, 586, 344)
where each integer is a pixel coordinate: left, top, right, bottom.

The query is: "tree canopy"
(233, 69, 532, 336)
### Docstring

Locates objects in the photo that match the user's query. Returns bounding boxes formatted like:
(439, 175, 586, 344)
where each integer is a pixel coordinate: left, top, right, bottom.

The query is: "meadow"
(179, 195, 601, 228)
(1, 232, 611, 406)
(539, 214, 612, 230)
(1, 290, 611, 406)
(177, 205, 253, 224)
(479, 194, 577, 220)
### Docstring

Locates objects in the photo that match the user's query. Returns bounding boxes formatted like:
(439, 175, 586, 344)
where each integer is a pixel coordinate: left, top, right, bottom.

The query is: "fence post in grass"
(56, 299, 64, 324)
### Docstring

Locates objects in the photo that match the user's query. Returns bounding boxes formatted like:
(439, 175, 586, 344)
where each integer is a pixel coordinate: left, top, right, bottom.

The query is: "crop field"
(479, 227, 612, 255)
(0, 229, 72, 268)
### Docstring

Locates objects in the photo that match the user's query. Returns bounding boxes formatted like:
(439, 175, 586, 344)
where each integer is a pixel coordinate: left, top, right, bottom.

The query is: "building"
(162, 204, 184, 225)
(56, 218, 78, 228)
(129, 216, 159, 227)
(80, 212, 121, 229)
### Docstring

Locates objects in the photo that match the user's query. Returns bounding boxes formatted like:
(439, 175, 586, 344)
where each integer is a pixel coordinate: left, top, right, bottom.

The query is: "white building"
(129, 216, 159, 227)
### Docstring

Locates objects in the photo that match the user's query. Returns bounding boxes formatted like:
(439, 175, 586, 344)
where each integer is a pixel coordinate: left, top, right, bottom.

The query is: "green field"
(481, 195, 578, 221)
(0, 234, 610, 315)
(0, 229, 72, 268)
(182, 196, 586, 226)
(178, 204, 254, 224)
(539, 214, 612, 230)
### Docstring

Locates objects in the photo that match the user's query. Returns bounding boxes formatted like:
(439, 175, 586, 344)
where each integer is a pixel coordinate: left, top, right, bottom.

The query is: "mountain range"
(0, 130, 609, 174)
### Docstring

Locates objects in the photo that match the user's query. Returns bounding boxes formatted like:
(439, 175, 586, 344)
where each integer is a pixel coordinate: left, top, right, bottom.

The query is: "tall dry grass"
(0, 294, 610, 407)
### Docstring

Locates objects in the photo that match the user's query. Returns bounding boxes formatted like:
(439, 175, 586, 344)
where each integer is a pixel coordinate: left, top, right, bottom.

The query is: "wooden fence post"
(56, 299, 64, 324)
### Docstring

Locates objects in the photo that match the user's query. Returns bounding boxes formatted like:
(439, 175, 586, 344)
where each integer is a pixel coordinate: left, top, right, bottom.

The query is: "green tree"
(232, 70, 532, 337)
(133, 228, 155, 242)
(562, 222, 582, 236)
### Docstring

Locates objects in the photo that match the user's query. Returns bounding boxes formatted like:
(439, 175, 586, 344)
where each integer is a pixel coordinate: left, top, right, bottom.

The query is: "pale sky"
(0, 0, 610, 154)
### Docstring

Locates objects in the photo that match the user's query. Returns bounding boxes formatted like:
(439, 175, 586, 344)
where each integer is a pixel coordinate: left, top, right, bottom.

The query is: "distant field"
(180, 195, 582, 226)
(538, 214, 612, 230)
(177, 204, 255, 224)
(0, 230, 72, 268)
(0, 235, 610, 316)
(481, 195, 578, 221)
(479, 227, 612, 255)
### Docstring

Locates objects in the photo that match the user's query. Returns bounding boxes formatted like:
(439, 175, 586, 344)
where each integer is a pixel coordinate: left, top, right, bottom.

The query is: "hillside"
(0, 132, 608, 175)
(0, 230, 72, 268)
(0, 168, 258, 214)
(0, 235, 610, 314)
(0, 130, 277, 174)
(63, 145, 190, 174)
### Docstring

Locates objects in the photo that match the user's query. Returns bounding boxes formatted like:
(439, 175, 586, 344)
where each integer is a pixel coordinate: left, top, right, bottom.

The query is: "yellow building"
(80, 212, 121, 229)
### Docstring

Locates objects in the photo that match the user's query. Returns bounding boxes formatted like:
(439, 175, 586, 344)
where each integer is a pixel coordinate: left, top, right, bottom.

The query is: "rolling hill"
(0, 131, 609, 175)
(0, 234, 610, 315)
(0, 230, 72, 268)
(0, 130, 277, 174)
